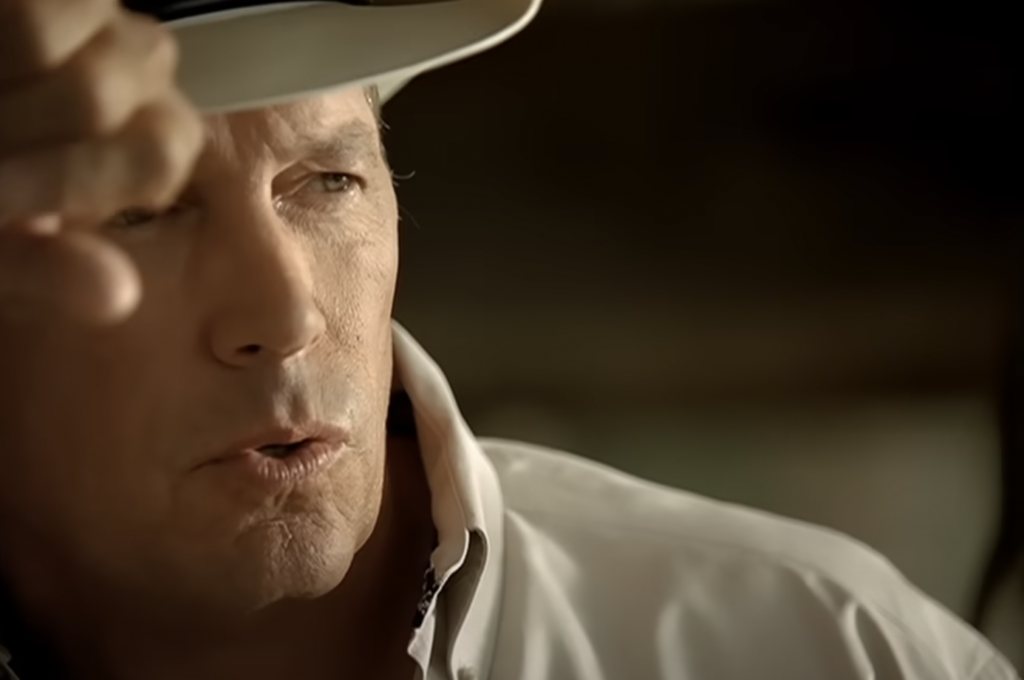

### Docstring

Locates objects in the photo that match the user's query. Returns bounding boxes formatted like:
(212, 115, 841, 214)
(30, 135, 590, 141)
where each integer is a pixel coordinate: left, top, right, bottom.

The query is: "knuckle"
(180, 103, 205, 156)
(65, 55, 128, 137)
(166, 97, 204, 164)
(146, 126, 182, 186)
(63, 18, 181, 141)
(0, 0, 113, 72)
(131, 116, 193, 205)
(121, 12, 179, 82)
(146, 21, 180, 73)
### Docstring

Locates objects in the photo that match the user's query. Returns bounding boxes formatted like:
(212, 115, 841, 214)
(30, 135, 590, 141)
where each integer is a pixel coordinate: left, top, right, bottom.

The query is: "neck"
(4, 433, 435, 680)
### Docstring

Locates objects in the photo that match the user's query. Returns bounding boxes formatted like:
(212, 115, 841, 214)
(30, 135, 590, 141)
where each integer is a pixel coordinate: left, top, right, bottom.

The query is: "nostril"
(209, 299, 323, 366)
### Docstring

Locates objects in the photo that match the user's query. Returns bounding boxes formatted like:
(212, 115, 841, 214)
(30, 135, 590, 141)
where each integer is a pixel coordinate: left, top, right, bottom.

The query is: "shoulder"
(482, 436, 903, 585)
(479, 438, 1017, 680)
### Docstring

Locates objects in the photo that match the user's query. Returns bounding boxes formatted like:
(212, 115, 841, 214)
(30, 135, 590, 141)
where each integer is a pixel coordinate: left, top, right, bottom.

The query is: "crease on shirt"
(969, 649, 1021, 680)
(397, 360, 468, 533)
(507, 499, 1000, 680)
(411, 395, 471, 543)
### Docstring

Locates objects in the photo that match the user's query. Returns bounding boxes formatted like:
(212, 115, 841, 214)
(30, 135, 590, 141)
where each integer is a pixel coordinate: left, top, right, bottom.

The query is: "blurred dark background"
(382, 0, 1021, 665)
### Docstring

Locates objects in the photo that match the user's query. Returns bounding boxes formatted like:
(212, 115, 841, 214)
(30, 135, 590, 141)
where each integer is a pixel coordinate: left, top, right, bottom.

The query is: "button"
(412, 565, 441, 629)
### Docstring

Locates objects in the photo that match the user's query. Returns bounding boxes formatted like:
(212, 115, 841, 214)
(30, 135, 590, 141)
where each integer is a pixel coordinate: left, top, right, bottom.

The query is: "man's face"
(0, 88, 399, 616)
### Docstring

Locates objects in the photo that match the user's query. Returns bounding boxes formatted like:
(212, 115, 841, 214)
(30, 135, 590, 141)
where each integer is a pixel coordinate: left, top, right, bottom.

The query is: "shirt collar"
(392, 322, 505, 680)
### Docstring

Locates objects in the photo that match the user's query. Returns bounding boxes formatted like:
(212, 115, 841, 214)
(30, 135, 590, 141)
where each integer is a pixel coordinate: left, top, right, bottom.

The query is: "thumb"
(0, 231, 141, 324)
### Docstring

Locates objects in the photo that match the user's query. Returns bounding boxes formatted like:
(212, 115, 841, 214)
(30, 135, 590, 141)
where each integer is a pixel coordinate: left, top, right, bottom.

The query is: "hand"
(0, 0, 204, 323)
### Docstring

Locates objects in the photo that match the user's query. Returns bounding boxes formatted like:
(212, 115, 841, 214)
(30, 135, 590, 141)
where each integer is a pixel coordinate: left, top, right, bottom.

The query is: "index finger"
(0, 229, 141, 324)
(0, 0, 118, 82)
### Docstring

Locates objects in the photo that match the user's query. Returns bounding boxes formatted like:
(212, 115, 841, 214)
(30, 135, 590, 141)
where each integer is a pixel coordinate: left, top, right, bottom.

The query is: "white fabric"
(392, 322, 1020, 680)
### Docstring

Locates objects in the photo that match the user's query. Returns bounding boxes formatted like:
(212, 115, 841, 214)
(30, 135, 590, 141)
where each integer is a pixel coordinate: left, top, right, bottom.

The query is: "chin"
(168, 426, 388, 615)
(170, 509, 361, 618)
(247, 517, 363, 608)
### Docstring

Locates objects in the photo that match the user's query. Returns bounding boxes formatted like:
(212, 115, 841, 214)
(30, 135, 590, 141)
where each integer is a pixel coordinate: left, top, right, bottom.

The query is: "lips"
(217, 423, 350, 459)
(200, 422, 352, 488)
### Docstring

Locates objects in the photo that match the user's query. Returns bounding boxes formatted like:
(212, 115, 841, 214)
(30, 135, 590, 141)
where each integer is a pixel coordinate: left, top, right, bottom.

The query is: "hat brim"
(168, 0, 541, 113)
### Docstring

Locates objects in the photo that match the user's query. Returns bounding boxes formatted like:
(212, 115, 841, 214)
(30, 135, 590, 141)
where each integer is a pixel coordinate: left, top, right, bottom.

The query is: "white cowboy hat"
(124, 0, 543, 112)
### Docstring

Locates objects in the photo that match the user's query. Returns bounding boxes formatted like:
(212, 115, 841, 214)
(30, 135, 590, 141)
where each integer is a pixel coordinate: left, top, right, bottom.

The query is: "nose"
(206, 208, 326, 368)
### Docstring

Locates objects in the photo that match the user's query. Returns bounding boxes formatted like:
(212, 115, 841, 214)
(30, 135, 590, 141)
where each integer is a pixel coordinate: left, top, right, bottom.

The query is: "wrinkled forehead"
(199, 87, 381, 168)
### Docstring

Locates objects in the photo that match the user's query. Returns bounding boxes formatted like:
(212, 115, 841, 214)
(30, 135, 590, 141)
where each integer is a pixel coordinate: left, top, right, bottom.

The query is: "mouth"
(200, 424, 351, 488)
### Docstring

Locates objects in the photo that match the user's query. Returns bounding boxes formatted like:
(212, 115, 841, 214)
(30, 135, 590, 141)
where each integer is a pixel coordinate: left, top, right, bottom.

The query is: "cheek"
(312, 215, 398, 355)
(307, 221, 397, 471)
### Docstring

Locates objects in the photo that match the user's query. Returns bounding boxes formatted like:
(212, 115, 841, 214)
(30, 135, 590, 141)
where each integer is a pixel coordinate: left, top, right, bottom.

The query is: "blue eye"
(317, 173, 356, 193)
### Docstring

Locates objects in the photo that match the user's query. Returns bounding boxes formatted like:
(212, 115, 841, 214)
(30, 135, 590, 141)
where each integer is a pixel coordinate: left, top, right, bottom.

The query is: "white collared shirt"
(393, 323, 1019, 680)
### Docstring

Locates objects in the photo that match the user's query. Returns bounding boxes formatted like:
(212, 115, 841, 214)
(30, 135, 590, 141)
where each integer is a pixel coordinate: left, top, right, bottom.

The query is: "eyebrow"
(293, 121, 384, 164)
